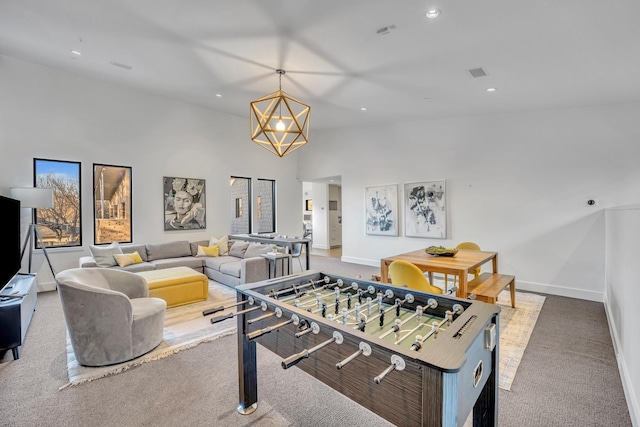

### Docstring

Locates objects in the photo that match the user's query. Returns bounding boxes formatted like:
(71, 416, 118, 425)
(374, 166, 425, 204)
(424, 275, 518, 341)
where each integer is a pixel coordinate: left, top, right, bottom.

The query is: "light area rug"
(61, 281, 237, 390)
(496, 289, 545, 391)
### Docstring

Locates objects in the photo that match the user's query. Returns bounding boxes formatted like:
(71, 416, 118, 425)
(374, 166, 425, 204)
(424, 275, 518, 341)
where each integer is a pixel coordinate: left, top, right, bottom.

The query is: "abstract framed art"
(93, 164, 132, 244)
(365, 184, 398, 236)
(163, 177, 206, 231)
(404, 180, 447, 239)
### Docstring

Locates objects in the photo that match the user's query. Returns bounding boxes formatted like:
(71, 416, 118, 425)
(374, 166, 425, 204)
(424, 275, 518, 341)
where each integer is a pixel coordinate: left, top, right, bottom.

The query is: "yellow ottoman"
(136, 267, 208, 308)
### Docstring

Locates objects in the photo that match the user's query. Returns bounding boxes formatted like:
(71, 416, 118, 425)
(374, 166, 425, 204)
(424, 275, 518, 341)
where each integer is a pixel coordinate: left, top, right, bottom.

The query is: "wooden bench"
(467, 272, 516, 308)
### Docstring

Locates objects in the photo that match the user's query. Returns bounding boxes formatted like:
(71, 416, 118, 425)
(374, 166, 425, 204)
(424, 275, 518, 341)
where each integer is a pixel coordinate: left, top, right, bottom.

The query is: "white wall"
(605, 205, 640, 427)
(0, 55, 301, 290)
(299, 105, 640, 302)
(297, 104, 640, 423)
(310, 183, 329, 249)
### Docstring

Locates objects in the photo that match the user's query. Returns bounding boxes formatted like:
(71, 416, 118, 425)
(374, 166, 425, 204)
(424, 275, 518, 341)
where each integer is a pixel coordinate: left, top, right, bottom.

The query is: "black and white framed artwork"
(365, 184, 398, 236)
(164, 177, 206, 231)
(404, 180, 446, 239)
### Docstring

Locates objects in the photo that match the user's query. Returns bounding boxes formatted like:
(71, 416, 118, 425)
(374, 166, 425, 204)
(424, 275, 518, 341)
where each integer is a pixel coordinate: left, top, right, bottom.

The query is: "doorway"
(302, 177, 342, 258)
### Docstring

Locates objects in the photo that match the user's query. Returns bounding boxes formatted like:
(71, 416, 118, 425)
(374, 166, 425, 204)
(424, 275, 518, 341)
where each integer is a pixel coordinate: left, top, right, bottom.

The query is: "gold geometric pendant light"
(250, 69, 310, 158)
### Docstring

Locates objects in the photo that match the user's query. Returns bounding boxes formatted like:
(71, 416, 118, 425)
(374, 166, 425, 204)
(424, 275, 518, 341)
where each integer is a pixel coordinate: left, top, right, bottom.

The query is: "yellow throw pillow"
(128, 251, 144, 264)
(197, 245, 219, 257)
(113, 251, 144, 267)
(113, 253, 136, 267)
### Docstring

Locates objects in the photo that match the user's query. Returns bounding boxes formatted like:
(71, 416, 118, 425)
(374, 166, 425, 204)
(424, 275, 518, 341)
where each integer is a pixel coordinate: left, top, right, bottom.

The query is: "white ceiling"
(1, 0, 640, 131)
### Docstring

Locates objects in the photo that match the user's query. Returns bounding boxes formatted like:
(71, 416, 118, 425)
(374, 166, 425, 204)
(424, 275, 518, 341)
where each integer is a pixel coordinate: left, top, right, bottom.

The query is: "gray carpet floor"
(0, 255, 632, 426)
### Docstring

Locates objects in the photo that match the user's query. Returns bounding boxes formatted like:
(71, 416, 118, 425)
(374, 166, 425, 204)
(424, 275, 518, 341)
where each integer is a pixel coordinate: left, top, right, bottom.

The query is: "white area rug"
(497, 289, 545, 391)
(61, 281, 237, 389)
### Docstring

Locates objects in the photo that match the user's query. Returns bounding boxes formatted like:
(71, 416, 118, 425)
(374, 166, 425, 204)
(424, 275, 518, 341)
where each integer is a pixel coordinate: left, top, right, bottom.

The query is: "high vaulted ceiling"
(1, 0, 640, 130)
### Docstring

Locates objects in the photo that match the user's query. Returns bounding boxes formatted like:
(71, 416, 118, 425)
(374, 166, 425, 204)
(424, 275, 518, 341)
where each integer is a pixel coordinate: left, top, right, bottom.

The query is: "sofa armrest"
(100, 269, 149, 299)
(79, 256, 98, 268)
(241, 256, 270, 284)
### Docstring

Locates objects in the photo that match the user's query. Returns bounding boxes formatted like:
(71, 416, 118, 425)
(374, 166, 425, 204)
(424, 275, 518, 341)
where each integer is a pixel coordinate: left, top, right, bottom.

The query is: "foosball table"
(207, 270, 500, 427)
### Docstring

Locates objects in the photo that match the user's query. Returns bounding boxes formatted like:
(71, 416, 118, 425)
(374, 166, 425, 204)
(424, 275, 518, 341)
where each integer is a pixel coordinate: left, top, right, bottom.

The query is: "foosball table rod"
(269, 277, 332, 299)
(210, 301, 267, 324)
(202, 297, 254, 316)
(281, 331, 344, 369)
(247, 314, 300, 340)
(335, 341, 372, 370)
(373, 354, 406, 384)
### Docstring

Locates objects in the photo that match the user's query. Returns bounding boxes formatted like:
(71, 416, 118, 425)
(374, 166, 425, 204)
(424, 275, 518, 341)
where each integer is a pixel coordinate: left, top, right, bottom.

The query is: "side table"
(260, 253, 291, 278)
(0, 273, 38, 360)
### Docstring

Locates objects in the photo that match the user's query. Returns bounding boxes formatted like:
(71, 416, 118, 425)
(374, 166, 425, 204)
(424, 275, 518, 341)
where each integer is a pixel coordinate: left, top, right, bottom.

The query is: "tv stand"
(0, 273, 37, 360)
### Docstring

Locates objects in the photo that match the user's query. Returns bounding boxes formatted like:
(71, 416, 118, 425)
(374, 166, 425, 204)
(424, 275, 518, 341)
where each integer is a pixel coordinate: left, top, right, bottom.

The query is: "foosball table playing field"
(206, 270, 500, 427)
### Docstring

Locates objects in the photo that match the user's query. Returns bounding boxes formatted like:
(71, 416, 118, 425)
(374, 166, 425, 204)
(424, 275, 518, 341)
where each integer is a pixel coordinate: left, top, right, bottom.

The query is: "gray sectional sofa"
(78, 239, 288, 288)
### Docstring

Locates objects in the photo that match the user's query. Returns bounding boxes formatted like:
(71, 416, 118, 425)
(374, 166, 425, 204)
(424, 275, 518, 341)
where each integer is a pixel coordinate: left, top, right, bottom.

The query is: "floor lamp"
(10, 187, 57, 277)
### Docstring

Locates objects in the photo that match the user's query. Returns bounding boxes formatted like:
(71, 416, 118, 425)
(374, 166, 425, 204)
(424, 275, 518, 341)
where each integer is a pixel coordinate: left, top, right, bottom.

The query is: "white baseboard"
(515, 280, 603, 302)
(340, 256, 379, 267)
(604, 296, 639, 427)
(37, 279, 57, 292)
(340, 257, 604, 301)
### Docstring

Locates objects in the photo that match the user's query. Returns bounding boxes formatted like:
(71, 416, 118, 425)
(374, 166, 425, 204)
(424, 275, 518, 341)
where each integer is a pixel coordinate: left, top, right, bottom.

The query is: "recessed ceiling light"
(426, 9, 441, 19)
(361, 107, 367, 111)
(215, 93, 222, 98)
(71, 50, 81, 56)
(486, 87, 497, 92)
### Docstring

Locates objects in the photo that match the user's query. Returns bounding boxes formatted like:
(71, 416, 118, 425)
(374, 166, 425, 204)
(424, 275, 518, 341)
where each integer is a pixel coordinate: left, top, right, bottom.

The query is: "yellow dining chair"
(389, 260, 443, 294)
(446, 241, 482, 289)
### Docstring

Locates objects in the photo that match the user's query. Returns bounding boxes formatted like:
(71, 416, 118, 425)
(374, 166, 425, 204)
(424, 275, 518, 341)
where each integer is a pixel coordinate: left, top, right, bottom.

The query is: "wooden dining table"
(380, 249, 498, 299)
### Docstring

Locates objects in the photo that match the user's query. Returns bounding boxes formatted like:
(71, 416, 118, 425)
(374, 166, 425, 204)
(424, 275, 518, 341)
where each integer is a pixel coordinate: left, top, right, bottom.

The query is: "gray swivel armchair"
(55, 268, 166, 367)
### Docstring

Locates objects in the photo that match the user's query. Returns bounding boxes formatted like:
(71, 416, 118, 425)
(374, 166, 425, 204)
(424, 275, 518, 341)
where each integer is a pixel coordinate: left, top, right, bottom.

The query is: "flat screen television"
(0, 195, 22, 290)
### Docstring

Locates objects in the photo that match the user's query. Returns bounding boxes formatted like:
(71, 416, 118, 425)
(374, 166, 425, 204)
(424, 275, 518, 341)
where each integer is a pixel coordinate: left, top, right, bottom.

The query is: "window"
(33, 158, 82, 248)
(255, 179, 275, 233)
(230, 176, 251, 234)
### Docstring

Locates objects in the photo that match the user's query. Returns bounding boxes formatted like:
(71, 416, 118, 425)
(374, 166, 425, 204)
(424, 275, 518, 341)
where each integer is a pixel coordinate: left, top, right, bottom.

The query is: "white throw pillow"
(89, 242, 123, 268)
(209, 235, 229, 255)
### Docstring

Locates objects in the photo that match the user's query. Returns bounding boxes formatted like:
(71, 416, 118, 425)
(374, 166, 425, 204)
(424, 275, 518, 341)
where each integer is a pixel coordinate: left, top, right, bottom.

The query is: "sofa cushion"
(190, 240, 210, 257)
(89, 242, 123, 268)
(119, 262, 156, 273)
(204, 256, 238, 272)
(229, 241, 250, 258)
(121, 244, 148, 262)
(152, 258, 205, 271)
(146, 241, 191, 261)
(219, 261, 242, 278)
(209, 235, 230, 255)
(244, 243, 270, 259)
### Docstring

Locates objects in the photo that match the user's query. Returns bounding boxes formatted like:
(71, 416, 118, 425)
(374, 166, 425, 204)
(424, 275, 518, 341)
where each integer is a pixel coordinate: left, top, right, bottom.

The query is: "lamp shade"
(10, 187, 54, 208)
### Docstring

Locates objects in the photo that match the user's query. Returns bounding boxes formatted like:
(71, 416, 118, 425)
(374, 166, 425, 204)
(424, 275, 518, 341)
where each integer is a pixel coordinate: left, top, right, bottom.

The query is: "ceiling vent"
(376, 25, 396, 35)
(468, 67, 487, 78)
(110, 60, 133, 71)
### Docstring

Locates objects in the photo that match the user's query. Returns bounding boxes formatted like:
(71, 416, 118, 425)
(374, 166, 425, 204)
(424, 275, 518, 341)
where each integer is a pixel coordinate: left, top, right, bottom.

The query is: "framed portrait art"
(164, 177, 206, 231)
(93, 164, 132, 244)
(365, 184, 398, 236)
(404, 180, 446, 239)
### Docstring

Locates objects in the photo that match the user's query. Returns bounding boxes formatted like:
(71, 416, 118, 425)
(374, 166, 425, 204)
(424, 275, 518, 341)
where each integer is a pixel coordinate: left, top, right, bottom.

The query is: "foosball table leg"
(237, 298, 258, 415)
(472, 316, 499, 426)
